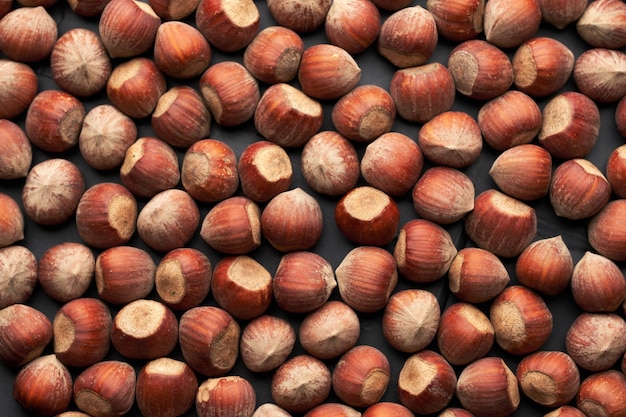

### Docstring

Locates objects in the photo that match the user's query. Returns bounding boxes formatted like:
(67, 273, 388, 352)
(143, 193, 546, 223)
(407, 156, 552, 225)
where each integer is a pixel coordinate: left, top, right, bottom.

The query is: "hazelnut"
(261, 188, 323, 252)
(25, 90, 85, 153)
(426, 0, 485, 42)
(152, 86, 211, 149)
(489, 144, 552, 201)
(111, 299, 178, 360)
(397, 350, 457, 415)
(0, 6, 57, 62)
(254, 83, 324, 148)
(67, 0, 111, 16)
(0, 193, 25, 248)
(0, 60, 38, 120)
(78, 104, 138, 171)
(571, 251, 626, 313)
(50, 28, 112, 97)
(120, 137, 180, 198)
(577, 370, 626, 417)
(573, 48, 626, 103)
(335, 186, 400, 246)
(106, 57, 167, 119)
(515, 236, 573, 296)
(73, 360, 136, 417)
(512, 37, 575, 97)
(336, 246, 398, 313)
(448, 247, 511, 303)
(447, 39, 513, 100)
(148, 0, 200, 20)
(456, 357, 521, 417)
(22, 159, 85, 226)
(565, 312, 626, 372)
(377, 5, 438, 68)
(538, 0, 587, 29)
(196, 376, 256, 417)
(304, 403, 361, 417)
(98, 0, 161, 58)
(240, 315, 295, 373)
(273, 251, 336, 314)
(137, 189, 200, 252)
(153, 21, 211, 79)
(382, 289, 441, 353)
(0, 120, 31, 180)
(588, 199, 626, 262)
(516, 351, 580, 408)
(212, 255, 273, 320)
(332, 345, 391, 408)
(363, 402, 416, 417)
(412, 166, 475, 224)
(181, 138, 239, 203)
(136, 358, 198, 417)
(417, 111, 483, 168)
(549, 158, 611, 219)
(300, 131, 360, 196)
(155, 247, 212, 311)
(75, 183, 137, 249)
(200, 196, 262, 255)
(360, 132, 423, 197)
(483, 0, 541, 48)
(199, 61, 260, 127)
(179, 306, 240, 376)
(195, 0, 260, 52)
(331, 84, 396, 143)
(325, 0, 381, 55)
(299, 300, 360, 360)
(243, 25, 304, 84)
(38, 242, 94, 303)
(543, 406, 587, 417)
(266, 0, 332, 34)
(53, 297, 112, 368)
(394, 219, 457, 283)
(477, 90, 543, 151)
(538, 91, 600, 160)
(298, 43, 361, 100)
(239, 141, 293, 202)
(271, 355, 331, 414)
(252, 403, 292, 417)
(465, 189, 537, 258)
(436, 302, 494, 366)
(0, 304, 52, 368)
(95, 246, 156, 304)
(13, 354, 72, 417)
(577, 0, 626, 49)
(490, 285, 553, 356)
(608, 145, 626, 197)
(0, 246, 37, 308)
(390, 63, 456, 124)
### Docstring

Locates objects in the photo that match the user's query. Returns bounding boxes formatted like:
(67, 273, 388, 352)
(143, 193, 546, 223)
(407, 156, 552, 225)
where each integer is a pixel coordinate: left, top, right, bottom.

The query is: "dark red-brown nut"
(483, 0, 541, 49)
(67, 0, 112, 16)
(181, 139, 239, 203)
(394, 219, 457, 283)
(25, 90, 85, 153)
(148, 0, 200, 20)
(573, 48, 626, 104)
(426, 0, 485, 42)
(95, 246, 155, 304)
(212, 255, 273, 320)
(151, 85, 211, 148)
(465, 189, 537, 258)
(489, 144, 552, 201)
(179, 306, 240, 377)
(273, 251, 335, 314)
(298, 43, 361, 100)
(243, 25, 304, 84)
(73, 360, 136, 417)
(588, 199, 626, 262)
(271, 355, 331, 414)
(261, 188, 323, 252)
(577, 370, 626, 417)
(363, 402, 416, 417)
(0, 304, 52, 368)
(335, 186, 400, 247)
(336, 246, 398, 313)
(240, 315, 295, 372)
(0, 117, 32, 179)
(0, 6, 57, 62)
(490, 285, 553, 356)
(325, 0, 380, 55)
(515, 236, 573, 296)
(571, 251, 626, 313)
(390, 63, 456, 124)
(200, 197, 261, 255)
(538, 91, 601, 160)
(266, 0, 332, 34)
(576, 0, 626, 49)
(155, 247, 212, 311)
(196, 376, 256, 417)
(0, 60, 37, 120)
(377, 5, 438, 68)
(75, 183, 137, 250)
(53, 297, 112, 368)
(448, 247, 510, 304)
(196, 0, 259, 53)
(239, 141, 293, 203)
(607, 144, 626, 196)
(538, 0, 587, 29)
(447, 39, 513, 101)
(98, 0, 161, 58)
